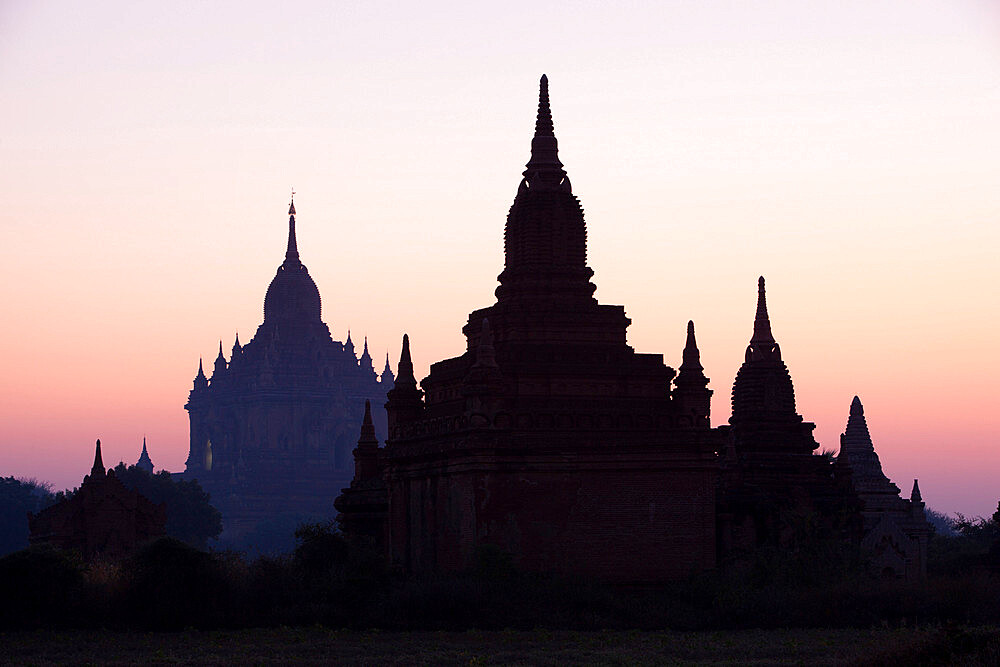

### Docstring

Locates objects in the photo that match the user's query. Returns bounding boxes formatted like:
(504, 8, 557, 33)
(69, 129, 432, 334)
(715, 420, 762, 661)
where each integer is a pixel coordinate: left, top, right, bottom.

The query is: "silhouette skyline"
(1, 2, 999, 518)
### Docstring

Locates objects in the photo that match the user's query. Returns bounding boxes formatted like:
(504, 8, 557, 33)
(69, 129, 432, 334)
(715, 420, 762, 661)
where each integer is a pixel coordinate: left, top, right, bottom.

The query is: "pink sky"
(2, 1, 998, 517)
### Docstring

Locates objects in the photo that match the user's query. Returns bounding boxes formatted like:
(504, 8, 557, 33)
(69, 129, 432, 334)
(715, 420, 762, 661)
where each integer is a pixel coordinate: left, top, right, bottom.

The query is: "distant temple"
(28, 440, 165, 561)
(336, 75, 930, 581)
(183, 199, 393, 542)
(836, 397, 930, 579)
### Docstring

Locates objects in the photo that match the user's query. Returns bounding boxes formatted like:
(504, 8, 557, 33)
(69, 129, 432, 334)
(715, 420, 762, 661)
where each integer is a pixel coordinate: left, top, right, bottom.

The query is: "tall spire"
(674, 320, 712, 424)
(91, 439, 105, 478)
(395, 333, 416, 388)
(678, 320, 703, 373)
(284, 193, 300, 267)
(911, 479, 922, 503)
(751, 276, 775, 345)
(497, 75, 593, 305)
(522, 74, 569, 191)
(745, 276, 781, 363)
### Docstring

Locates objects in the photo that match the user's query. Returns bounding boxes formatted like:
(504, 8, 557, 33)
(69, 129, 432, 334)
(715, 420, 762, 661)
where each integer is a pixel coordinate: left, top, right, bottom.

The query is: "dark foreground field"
(3, 626, 999, 666)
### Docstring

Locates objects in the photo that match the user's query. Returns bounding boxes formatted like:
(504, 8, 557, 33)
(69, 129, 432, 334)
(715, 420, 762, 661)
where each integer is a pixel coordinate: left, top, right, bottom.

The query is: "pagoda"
(184, 198, 393, 543)
(337, 76, 722, 582)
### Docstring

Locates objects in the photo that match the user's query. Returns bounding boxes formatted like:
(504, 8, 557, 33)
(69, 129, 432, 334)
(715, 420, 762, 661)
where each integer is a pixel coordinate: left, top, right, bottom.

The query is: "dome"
(263, 200, 322, 323)
(263, 263, 322, 322)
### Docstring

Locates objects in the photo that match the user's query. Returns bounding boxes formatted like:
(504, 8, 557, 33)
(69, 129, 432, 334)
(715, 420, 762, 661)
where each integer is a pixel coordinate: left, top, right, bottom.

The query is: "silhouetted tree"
(0, 545, 83, 628)
(929, 500, 1000, 575)
(0, 477, 55, 556)
(925, 507, 957, 536)
(111, 464, 221, 549)
(124, 537, 232, 629)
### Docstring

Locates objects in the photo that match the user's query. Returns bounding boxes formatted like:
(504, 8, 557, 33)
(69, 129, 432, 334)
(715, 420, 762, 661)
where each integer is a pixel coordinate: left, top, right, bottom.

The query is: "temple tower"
(184, 197, 391, 546)
(340, 76, 721, 582)
(717, 277, 851, 556)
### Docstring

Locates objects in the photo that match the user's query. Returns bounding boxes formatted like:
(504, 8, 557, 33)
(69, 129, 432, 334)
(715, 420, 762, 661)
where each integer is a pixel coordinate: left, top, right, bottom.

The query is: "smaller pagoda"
(836, 396, 931, 579)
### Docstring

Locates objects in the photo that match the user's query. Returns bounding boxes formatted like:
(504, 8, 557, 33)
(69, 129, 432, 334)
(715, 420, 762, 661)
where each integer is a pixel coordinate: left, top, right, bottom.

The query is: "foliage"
(110, 463, 222, 549)
(0, 545, 83, 628)
(293, 521, 349, 572)
(928, 500, 1000, 576)
(2, 534, 1000, 632)
(231, 511, 323, 556)
(0, 477, 56, 556)
(122, 537, 235, 629)
(5, 501, 1000, 632)
(925, 507, 957, 536)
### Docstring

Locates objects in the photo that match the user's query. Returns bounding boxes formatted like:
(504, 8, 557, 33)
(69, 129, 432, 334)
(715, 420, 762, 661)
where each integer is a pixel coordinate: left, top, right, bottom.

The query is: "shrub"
(0, 545, 83, 628)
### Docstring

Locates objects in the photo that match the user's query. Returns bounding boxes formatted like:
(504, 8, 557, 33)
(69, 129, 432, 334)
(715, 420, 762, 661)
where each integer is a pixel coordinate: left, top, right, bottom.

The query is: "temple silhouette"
(836, 397, 930, 578)
(29, 440, 166, 561)
(335, 75, 931, 581)
(183, 199, 393, 542)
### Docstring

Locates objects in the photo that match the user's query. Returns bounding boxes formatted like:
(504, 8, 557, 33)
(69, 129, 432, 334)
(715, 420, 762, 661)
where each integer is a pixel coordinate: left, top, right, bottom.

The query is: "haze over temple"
(335, 75, 931, 581)
(183, 197, 393, 543)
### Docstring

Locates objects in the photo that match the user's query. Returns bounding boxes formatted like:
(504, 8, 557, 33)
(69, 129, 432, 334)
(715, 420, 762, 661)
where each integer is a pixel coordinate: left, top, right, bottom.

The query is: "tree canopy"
(0, 477, 55, 556)
(110, 464, 222, 549)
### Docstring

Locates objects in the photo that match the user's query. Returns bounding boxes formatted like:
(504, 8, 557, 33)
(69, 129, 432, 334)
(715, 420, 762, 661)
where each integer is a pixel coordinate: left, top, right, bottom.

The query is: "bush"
(0, 545, 83, 628)
(122, 537, 233, 629)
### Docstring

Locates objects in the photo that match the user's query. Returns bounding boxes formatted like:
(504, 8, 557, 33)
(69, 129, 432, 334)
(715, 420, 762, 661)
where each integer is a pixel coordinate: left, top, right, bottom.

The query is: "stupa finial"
(679, 320, 703, 373)
(284, 193, 300, 266)
(91, 439, 105, 477)
(396, 333, 416, 387)
(534, 74, 554, 138)
(522, 74, 568, 189)
(751, 276, 775, 345)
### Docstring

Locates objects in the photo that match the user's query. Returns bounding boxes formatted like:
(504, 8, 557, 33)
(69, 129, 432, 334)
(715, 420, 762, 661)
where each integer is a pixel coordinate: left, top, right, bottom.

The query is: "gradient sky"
(2, 1, 998, 517)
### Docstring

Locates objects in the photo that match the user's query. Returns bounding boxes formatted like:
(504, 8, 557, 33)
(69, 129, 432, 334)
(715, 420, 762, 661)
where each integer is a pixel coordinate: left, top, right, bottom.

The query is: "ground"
(3, 626, 999, 665)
